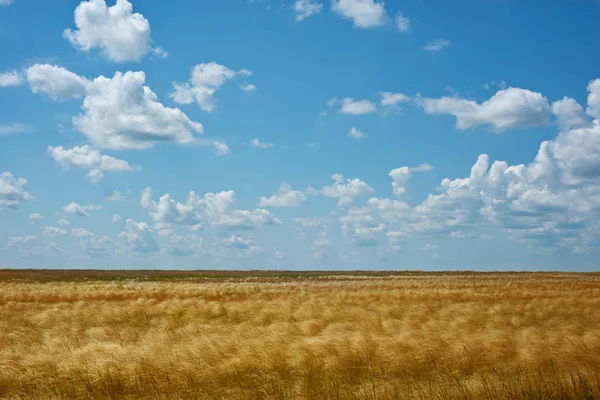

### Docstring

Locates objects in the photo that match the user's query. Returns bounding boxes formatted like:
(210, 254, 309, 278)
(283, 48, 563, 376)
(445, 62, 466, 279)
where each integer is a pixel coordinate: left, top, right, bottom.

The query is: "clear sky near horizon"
(1, 0, 600, 270)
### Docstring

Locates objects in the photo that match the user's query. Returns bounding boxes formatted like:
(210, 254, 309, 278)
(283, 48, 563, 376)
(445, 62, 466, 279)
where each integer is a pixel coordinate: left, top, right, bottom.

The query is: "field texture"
(0, 271, 599, 399)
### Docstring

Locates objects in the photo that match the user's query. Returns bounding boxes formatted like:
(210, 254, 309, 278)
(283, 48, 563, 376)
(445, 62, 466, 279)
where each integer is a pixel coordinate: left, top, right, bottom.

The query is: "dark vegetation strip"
(0, 269, 598, 282)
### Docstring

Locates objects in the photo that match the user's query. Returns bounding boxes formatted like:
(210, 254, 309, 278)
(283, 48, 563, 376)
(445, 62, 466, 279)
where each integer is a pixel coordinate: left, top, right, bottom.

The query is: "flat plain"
(0, 270, 599, 399)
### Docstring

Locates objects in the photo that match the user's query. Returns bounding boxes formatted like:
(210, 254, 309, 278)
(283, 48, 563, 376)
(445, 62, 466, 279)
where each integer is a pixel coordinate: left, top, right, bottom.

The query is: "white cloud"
(552, 97, 589, 131)
(331, 0, 387, 28)
(418, 87, 551, 131)
(329, 97, 377, 115)
(75, 70, 203, 150)
(0, 70, 23, 87)
(58, 219, 70, 226)
(293, 217, 327, 228)
(213, 141, 231, 156)
(221, 234, 262, 256)
(340, 209, 385, 246)
(27, 65, 203, 150)
(86, 169, 104, 183)
(395, 12, 410, 32)
(170, 62, 251, 112)
(425, 39, 450, 53)
(585, 79, 600, 119)
(293, 0, 322, 21)
(118, 219, 158, 253)
(0, 0, 13, 6)
(8, 236, 37, 249)
(348, 81, 600, 253)
(26, 64, 89, 100)
(0, 123, 30, 135)
(112, 214, 122, 223)
(240, 83, 256, 92)
(141, 187, 280, 230)
(274, 249, 285, 261)
(259, 183, 308, 207)
(62, 202, 102, 217)
(159, 230, 204, 256)
(484, 80, 507, 91)
(0, 172, 34, 209)
(312, 230, 332, 259)
(251, 138, 273, 148)
(106, 191, 123, 201)
(41, 226, 68, 237)
(48, 145, 135, 176)
(29, 213, 43, 222)
(380, 92, 410, 111)
(389, 163, 433, 198)
(222, 234, 253, 249)
(348, 127, 366, 139)
(321, 173, 374, 206)
(64, 0, 162, 62)
(422, 243, 438, 251)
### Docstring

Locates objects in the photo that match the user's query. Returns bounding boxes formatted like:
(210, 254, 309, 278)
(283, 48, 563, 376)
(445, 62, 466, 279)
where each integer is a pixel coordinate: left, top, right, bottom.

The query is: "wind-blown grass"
(0, 272, 599, 399)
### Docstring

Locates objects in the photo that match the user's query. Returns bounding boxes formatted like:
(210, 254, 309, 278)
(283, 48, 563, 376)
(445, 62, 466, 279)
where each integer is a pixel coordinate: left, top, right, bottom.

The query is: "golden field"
(0, 271, 599, 399)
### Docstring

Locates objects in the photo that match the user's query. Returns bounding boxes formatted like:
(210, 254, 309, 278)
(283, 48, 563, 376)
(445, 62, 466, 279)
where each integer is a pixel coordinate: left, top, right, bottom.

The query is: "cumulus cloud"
(41, 226, 68, 237)
(389, 163, 433, 198)
(395, 12, 410, 32)
(112, 214, 122, 223)
(331, 0, 387, 28)
(26, 64, 89, 100)
(221, 234, 263, 256)
(585, 79, 600, 119)
(29, 213, 43, 222)
(0, 172, 34, 209)
(213, 141, 231, 156)
(380, 92, 410, 114)
(170, 62, 252, 112)
(106, 191, 123, 201)
(424, 38, 450, 52)
(259, 183, 308, 207)
(552, 97, 588, 131)
(62, 202, 102, 217)
(75, 70, 203, 149)
(251, 138, 273, 148)
(348, 127, 366, 139)
(158, 229, 204, 256)
(0, 70, 23, 87)
(222, 234, 253, 249)
(48, 146, 136, 181)
(240, 83, 256, 92)
(418, 87, 551, 131)
(293, 0, 322, 21)
(141, 187, 280, 230)
(26, 65, 203, 150)
(0, 124, 30, 135)
(293, 217, 328, 229)
(329, 97, 377, 115)
(85, 169, 104, 183)
(118, 218, 158, 253)
(312, 230, 332, 259)
(340, 209, 385, 246)
(63, 0, 164, 62)
(321, 174, 374, 206)
(8, 236, 37, 250)
(339, 81, 600, 253)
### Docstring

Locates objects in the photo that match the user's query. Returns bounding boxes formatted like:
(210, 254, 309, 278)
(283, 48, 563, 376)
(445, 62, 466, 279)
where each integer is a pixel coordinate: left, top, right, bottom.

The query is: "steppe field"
(0, 270, 599, 400)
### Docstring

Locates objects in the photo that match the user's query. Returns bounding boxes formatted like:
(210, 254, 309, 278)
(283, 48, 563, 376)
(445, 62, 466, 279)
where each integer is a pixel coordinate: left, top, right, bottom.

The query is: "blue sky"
(1, 0, 600, 270)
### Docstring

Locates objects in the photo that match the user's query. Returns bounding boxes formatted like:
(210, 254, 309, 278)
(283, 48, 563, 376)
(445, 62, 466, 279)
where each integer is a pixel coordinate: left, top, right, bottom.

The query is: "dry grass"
(0, 272, 599, 399)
